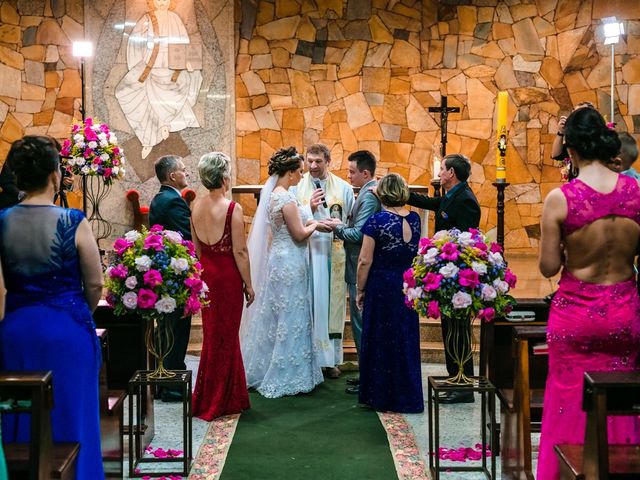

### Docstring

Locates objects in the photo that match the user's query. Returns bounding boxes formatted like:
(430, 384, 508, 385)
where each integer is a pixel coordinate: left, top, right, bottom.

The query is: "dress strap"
(224, 201, 236, 237)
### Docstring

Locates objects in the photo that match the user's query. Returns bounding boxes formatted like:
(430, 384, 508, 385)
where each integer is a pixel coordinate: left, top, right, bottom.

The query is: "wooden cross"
(428, 96, 460, 157)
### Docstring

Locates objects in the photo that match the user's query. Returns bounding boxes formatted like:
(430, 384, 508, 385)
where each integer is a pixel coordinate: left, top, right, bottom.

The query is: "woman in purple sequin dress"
(537, 108, 640, 479)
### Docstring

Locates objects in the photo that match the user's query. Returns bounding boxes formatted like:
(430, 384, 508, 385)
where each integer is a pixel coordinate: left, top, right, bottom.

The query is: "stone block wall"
(235, 0, 640, 252)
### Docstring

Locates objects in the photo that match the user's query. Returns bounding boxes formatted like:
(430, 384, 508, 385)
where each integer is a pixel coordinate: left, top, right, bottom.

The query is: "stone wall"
(235, 0, 640, 252)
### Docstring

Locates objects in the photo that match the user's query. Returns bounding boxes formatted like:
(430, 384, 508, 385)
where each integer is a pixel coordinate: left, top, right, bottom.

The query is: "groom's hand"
(322, 218, 343, 231)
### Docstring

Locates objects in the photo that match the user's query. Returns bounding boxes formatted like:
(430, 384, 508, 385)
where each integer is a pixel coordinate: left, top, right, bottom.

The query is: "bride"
(240, 147, 329, 398)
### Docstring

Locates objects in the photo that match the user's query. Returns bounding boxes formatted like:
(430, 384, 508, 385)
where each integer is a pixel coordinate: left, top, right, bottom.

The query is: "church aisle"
(219, 373, 397, 480)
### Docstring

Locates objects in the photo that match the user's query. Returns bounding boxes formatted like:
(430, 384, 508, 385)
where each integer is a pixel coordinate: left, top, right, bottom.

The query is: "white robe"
(115, 9, 202, 149)
(295, 173, 354, 367)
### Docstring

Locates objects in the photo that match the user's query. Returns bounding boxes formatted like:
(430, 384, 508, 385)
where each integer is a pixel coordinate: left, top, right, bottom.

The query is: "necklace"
(388, 206, 402, 215)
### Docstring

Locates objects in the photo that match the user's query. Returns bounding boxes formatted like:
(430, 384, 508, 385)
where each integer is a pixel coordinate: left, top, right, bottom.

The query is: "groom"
(295, 144, 354, 378)
(149, 155, 192, 402)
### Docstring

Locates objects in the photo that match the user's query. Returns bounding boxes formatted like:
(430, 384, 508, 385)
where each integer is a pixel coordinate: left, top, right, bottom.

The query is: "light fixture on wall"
(602, 16, 624, 125)
(72, 40, 93, 215)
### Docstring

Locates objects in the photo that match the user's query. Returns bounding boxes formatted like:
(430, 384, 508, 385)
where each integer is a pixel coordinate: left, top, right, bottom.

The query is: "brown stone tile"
(389, 77, 410, 94)
(0, 113, 22, 142)
(340, 76, 361, 95)
(492, 22, 512, 40)
(21, 83, 46, 101)
(281, 128, 303, 148)
(256, 16, 300, 40)
(0, 24, 20, 44)
(33, 108, 53, 126)
(400, 128, 416, 144)
(288, 70, 318, 107)
(381, 141, 411, 163)
(241, 131, 261, 159)
(337, 41, 367, 78)
(330, 109, 347, 123)
(256, 69, 270, 83)
(0, 45, 24, 69)
(427, 39, 444, 69)
(361, 67, 390, 94)
(381, 94, 407, 125)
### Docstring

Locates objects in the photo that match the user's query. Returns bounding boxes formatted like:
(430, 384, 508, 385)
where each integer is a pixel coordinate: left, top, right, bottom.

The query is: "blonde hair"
(376, 173, 409, 207)
(198, 152, 230, 189)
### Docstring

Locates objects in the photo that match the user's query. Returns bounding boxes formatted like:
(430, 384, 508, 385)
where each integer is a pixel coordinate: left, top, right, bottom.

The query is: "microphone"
(313, 179, 328, 208)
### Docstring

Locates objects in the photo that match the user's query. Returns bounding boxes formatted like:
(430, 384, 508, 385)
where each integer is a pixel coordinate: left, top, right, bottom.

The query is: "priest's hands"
(310, 188, 325, 212)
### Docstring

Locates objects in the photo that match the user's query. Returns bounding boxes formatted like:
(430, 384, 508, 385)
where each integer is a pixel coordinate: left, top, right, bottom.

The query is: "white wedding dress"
(241, 189, 323, 398)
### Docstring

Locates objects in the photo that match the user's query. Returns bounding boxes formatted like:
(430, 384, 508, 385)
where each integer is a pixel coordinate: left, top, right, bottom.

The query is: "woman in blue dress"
(356, 173, 424, 413)
(0, 136, 105, 479)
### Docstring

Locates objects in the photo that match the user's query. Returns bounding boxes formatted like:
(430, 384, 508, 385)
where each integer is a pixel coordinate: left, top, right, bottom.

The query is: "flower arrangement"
(403, 228, 516, 323)
(60, 117, 126, 184)
(104, 225, 208, 321)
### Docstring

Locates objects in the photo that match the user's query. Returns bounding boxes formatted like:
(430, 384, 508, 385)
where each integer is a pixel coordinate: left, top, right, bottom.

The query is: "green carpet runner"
(220, 374, 397, 480)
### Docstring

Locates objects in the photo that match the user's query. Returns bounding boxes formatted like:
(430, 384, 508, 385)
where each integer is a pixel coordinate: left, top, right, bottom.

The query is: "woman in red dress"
(191, 152, 254, 420)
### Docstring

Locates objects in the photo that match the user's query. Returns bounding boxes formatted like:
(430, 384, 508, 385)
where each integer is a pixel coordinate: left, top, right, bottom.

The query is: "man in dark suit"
(149, 155, 192, 401)
(328, 150, 381, 394)
(408, 153, 480, 404)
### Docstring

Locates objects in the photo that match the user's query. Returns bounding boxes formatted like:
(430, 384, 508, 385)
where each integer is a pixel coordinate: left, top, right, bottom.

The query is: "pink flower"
(84, 149, 94, 158)
(137, 289, 158, 309)
(113, 238, 133, 255)
(184, 294, 202, 316)
(85, 117, 93, 126)
(182, 240, 196, 256)
(194, 261, 202, 271)
(143, 234, 165, 251)
(504, 269, 517, 289)
(423, 272, 443, 291)
(489, 242, 503, 254)
(99, 123, 109, 133)
(474, 241, 488, 252)
(84, 125, 98, 141)
(427, 300, 440, 319)
(150, 224, 164, 233)
(72, 124, 80, 133)
(105, 292, 116, 307)
(143, 269, 163, 287)
(468, 228, 480, 235)
(104, 167, 113, 177)
(109, 263, 128, 279)
(185, 277, 204, 294)
(440, 242, 459, 261)
(113, 147, 120, 155)
(418, 237, 434, 254)
(403, 268, 416, 288)
(478, 307, 495, 323)
(458, 269, 480, 288)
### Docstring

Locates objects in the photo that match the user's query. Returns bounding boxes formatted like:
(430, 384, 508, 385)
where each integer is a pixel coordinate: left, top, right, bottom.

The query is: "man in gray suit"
(327, 150, 381, 394)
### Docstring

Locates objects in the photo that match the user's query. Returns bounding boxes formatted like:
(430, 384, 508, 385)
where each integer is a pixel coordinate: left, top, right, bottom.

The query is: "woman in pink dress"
(537, 107, 640, 479)
(191, 152, 253, 420)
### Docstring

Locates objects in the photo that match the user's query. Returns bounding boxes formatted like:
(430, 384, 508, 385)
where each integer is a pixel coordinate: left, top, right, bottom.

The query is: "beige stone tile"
(256, 16, 300, 40)
(343, 92, 374, 129)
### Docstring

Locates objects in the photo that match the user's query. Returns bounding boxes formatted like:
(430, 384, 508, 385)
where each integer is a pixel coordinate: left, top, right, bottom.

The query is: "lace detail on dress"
(560, 175, 640, 235)
(201, 201, 235, 255)
(240, 189, 323, 398)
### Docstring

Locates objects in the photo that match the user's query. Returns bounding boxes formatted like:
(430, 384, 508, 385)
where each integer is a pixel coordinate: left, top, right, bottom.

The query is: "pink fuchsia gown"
(537, 175, 640, 480)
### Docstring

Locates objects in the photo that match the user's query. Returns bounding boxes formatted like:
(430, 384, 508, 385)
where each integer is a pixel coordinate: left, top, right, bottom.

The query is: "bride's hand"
(244, 285, 255, 307)
(315, 222, 333, 233)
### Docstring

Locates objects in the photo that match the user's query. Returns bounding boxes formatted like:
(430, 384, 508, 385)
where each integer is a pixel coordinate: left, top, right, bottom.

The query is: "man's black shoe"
(345, 386, 359, 395)
(438, 391, 474, 404)
(346, 377, 360, 386)
(160, 389, 183, 402)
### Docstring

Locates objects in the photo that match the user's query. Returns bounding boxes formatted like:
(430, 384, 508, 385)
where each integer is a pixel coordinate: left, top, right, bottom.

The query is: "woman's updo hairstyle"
(268, 146, 303, 176)
(7, 135, 60, 192)
(564, 107, 620, 163)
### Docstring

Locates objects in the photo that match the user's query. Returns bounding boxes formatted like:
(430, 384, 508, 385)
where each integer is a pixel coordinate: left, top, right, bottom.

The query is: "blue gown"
(0, 205, 104, 479)
(358, 210, 424, 413)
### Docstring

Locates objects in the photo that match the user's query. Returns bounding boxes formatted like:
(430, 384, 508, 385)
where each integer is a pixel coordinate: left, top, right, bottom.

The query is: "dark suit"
(408, 182, 480, 378)
(149, 185, 192, 384)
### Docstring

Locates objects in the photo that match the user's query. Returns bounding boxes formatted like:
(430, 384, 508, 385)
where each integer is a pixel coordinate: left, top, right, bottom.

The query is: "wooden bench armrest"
(513, 326, 547, 340)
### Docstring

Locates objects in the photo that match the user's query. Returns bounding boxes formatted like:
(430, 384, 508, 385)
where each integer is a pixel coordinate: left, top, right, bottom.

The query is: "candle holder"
(431, 177, 442, 197)
(492, 182, 509, 249)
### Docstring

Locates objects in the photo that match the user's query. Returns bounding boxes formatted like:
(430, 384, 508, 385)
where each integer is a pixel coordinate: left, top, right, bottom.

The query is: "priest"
(295, 144, 354, 378)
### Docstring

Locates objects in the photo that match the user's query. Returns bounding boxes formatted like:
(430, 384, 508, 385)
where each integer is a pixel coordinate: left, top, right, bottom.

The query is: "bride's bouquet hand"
(244, 284, 255, 307)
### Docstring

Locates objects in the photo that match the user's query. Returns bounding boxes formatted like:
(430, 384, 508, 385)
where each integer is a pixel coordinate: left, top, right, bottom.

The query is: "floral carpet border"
(378, 412, 430, 480)
(188, 414, 240, 479)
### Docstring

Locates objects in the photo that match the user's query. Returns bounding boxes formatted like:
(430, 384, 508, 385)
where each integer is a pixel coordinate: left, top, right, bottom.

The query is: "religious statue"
(115, 0, 203, 159)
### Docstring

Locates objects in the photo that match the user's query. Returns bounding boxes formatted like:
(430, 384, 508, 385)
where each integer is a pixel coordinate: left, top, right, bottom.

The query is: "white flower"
(75, 157, 86, 166)
(112, 166, 120, 175)
(67, 157, 76, 166)
(164, 230, 183, 244)
(81, 165, 90, 174)
(134, 255, 152, 272)
(119, 168, 126, 177)
(405, 287, 423, 301)
(90, 163, 99, 171)
(423, 247, 440, 265)
(488, 251, 504, 267)
(458, 231, 475, 246)
(433, 230, 448, 241)
(452, 291, 473, 309)
(88, 141, 98, 149)
(155, 296, 177, 314)
(493, 279, 509, 294)
(201, 282, 209, 293)
(73, 133, 84, 143)
(100, 153, 110, 161)
(481, 284, 497, 301)
(98, 132, 108, 142)
(109, 132, 118, 144)
(170, 257, 189, 274)
(123, 291, 138, 309)
(124, 230, 141, 242)
(471, 262, 488, 275)
(439, 262, 459, 278)
(125, 276, 138, 289)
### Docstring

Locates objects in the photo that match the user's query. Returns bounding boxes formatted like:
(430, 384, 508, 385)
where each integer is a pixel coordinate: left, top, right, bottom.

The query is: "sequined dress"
(537, 175, 640, 480)
(0, 205, 104, 479)
(192, 201, 250, 420)
(241, 190, 323, 398)
(358, 211, 424, 413)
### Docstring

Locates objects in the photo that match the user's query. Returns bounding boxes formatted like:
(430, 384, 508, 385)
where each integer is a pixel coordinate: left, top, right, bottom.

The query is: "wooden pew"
(555, 371, 640, 479)
(96, 329, 126, 478)
(0, 371, 80, 480)
(500, 326, 548, 480)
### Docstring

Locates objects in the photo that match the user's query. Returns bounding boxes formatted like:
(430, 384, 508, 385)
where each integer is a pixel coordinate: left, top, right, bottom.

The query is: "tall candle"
(433, 159, 441, 178)
(496, 91, 508, 182)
